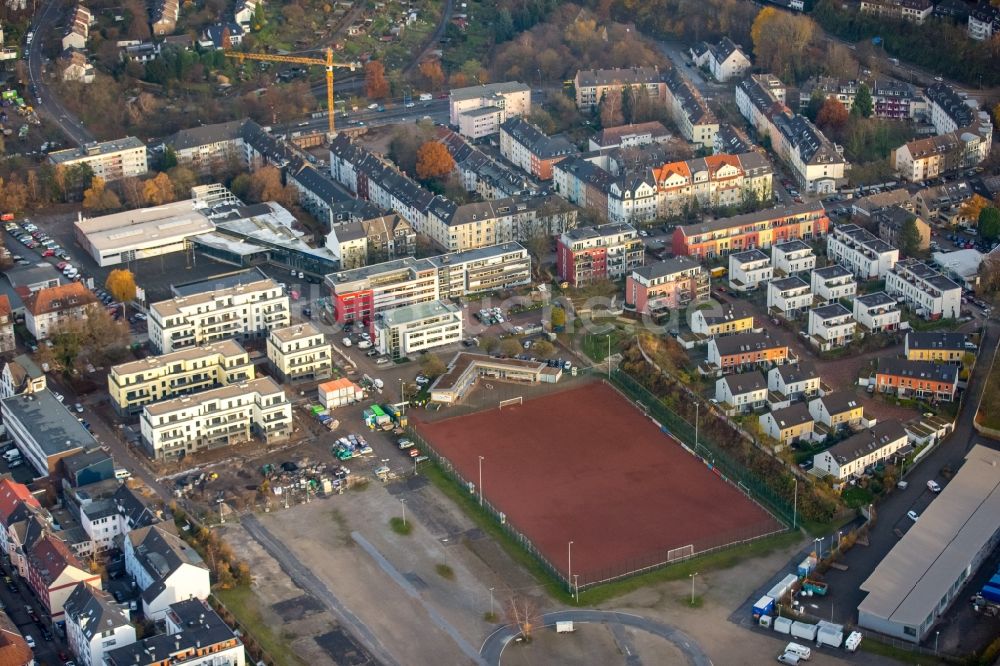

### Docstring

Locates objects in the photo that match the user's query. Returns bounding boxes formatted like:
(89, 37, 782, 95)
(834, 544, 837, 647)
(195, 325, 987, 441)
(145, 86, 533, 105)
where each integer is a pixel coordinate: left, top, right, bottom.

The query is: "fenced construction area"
(411, 381, 784, 588)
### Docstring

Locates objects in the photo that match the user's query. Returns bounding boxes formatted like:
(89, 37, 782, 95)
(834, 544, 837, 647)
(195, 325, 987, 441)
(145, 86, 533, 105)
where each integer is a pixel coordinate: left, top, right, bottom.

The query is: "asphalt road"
(27, 0, 95, 146)
(0, 561, 65, 665)
(276, 98, 450, 137)
(479, 609, 713, 666)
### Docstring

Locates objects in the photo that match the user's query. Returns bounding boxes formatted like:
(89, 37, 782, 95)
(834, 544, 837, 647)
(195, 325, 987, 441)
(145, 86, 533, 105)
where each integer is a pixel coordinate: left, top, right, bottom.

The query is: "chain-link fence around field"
(609, 369, 796, 527)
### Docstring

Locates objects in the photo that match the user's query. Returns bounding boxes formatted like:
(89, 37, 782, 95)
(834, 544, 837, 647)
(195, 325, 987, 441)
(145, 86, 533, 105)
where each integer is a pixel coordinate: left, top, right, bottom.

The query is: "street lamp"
(695, 402, 700, 452)
(478, 456, 485, 507)
(574, 574, 579, 604)
(568, 541, 574, 594)
(400, 498, 407, 527)
(836, 531, 843, 551)
(814, 537, 824, 560)
(935, 630, 940, 654)
(689, 572, 699, 605)
(793, 478, 798, 530)
(400, 378, 405, 403)
(607, 334, 612, 378)
(489, 586, 495, 618)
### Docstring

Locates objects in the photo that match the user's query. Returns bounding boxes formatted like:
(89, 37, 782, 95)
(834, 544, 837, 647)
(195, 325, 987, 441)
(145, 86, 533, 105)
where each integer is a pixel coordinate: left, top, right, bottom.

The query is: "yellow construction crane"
(225, 48, 358, 135)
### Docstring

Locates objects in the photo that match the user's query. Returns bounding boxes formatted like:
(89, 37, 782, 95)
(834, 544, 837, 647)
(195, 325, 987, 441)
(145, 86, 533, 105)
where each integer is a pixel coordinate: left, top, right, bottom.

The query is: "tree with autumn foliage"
(106, 269, 138, 304)
(365, 61, 390, 100)
(816, 97, 849, 131)
(751, 7, 815, 80)
(415, 141, 455, 181)
(143, 172, 176, 206)
(82, 177, 121, 212)
(418, 59, 445, 91)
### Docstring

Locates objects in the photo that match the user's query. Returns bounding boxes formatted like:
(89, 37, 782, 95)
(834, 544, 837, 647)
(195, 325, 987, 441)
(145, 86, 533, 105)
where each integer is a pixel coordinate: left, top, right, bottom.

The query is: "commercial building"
(884, 259, 962, 320)
(48, 137, 147, 182)
(108, 340, 254, 417)
(124, 524, 211, 621)
(853, 292, 901, 333)
(826, 224, 899, 280)
(74, 199, 215, 267)
(556, 223, 644, 287)
(265, 322, 332, 383)
(326, 243, 531, 324)
(375, 301, 463, 359)
(858, 445, 1000, 643)
(715, 371, 768, 415)
(904, 331, 969, 363)
(689, 37, 751, 82)
(767, 276, 812, 317)
(139, 377, 292, 459)
(759, 403, 815, 446)
(875, 358, 959, 401)
(625, 257, 708, 316)
(499, 117, 576, 180)
(448, 81, 531, 127)
(705, 332, 789, 375)
(23, 282, 98, 341)
(772, 240, 816, 276)
(671, 203, 829, 258)
(148, 269, 290, 353)
(106, 598, 245, 666)
(429, 353, 561, 404)
(573, 67, 666, 111)
(807, 303, 856, 351)
(663, 67, 719, 148)
(64, 584, 136, 666)
(811, 264, 857, 304)
(1, 389, 96, 476)
(728, 249, 772, 292)
(813, 420, 908, 480)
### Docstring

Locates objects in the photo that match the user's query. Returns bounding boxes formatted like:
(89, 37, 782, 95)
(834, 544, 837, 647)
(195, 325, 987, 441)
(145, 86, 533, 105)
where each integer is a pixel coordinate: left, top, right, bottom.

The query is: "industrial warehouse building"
(858, 445, 1000, 643)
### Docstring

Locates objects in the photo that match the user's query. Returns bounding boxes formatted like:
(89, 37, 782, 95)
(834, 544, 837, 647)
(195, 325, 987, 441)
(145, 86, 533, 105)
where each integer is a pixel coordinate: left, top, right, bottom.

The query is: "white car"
(357, 340, 372, 349)
(24, 635, 35, 649)
(907, 510, 919, 522)
(341, 337, 352, 347)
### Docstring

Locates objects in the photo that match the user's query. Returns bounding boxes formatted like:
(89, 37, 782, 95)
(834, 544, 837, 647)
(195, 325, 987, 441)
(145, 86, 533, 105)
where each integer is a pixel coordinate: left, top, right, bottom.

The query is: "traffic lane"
(0, 564, 64, 662)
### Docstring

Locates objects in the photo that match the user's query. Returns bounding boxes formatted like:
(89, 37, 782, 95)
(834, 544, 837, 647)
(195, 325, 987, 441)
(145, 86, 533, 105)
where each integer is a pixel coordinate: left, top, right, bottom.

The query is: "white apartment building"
(811, 264, 857, 304)
(826, 224, 899, 280)
(715, 371, 768, 415)
(767, 276, 812, 317)
(664, 68, 719, 149)
(807, 303, 856, 351)
(728, 249, 772, 292)
(107, 340, 254, 417)
(813, 420, 908, 480)
(64, 584, 136, 666)
(375, 301, 463, 359)
(139, 377, 292, 459)
(124, 524, 211, 621)
(884, 259, 962, 320)
(457, 106, 506, 139)
(690, 37, 752, 82)
(48, 137, 148, 182)
(768, 363, 822, 402)
(853, 292, 902, 333)
(148, 272, 290, 353)
(772, 240, 816, 276)
(266, 322, 332, 383)
(449, 81, 531, 126)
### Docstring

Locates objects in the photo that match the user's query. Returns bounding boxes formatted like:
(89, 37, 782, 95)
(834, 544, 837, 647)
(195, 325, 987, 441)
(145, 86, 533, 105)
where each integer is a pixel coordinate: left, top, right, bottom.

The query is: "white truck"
(2, 448, 21, 462)
(844, 631, 863, 652)
(419, 93, 433, 101)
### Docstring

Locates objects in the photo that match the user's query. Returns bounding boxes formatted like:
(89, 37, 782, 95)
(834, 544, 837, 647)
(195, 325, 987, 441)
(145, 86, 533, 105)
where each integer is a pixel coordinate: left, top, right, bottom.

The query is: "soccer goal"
(499, 396, 523, 410)
(667, 544, 695, 562)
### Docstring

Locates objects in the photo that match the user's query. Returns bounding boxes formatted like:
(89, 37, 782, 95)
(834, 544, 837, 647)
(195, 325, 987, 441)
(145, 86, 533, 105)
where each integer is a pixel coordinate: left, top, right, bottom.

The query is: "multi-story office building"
(556, 223, 644, 287)
(375, 301, 463, 359)
(148, 270, 290, 353)
(108, 340, 254, 417)
(139, 377, 292, 459)
(266, 323, 332, 383)
(48, 137, 148, 182)
(448, 81, 531, 126)
(884, 258, 962, 320)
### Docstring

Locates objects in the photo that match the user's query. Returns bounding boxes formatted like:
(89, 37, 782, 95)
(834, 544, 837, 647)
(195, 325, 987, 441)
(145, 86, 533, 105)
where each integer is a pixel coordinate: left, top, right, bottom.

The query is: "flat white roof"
(859, 444, 1000, 627)
(75, 200, 215, 252)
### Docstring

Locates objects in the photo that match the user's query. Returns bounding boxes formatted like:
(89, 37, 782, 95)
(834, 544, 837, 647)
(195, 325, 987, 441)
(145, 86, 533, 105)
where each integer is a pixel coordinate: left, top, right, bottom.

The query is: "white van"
(2, 448, 21, 462)
(927, 480, 941, 493)
(776, 652, 800, 665)
(114, 468, 132, 480)
(784, 643, 811, 660)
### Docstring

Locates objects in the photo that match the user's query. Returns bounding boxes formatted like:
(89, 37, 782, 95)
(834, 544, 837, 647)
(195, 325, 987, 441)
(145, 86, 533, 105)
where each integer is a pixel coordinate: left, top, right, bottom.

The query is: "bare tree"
(504, 595, 543, 640)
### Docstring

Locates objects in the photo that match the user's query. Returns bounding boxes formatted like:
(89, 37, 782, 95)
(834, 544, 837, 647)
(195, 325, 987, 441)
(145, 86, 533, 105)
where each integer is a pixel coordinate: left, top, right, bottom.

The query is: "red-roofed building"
(0, 611, 33, 665)
(25, 533, 101, 622)
(0, 478, 42, 573)
(22, 282, 97, 341)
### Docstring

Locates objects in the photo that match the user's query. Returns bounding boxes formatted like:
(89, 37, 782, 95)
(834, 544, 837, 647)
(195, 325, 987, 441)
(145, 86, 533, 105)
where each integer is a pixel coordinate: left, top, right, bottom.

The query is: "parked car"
(927, 480, 941, 493)
(907, 510, 919, 521)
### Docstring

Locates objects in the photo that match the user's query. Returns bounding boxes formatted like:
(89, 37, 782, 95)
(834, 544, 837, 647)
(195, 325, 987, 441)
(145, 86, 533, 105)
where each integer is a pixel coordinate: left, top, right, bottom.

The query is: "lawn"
(215, 587, 306, 666)
(581, 329, 630, 362)
(977, 355, 1000, 431)
(841, 485, 874, 509)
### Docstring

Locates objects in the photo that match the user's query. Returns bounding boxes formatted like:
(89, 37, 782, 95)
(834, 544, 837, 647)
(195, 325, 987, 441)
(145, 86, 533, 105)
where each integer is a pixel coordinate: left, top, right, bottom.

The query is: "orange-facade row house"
(705, 332, 790, 375)
(672, 202, 829, 258)
(874, 358, 959, 402)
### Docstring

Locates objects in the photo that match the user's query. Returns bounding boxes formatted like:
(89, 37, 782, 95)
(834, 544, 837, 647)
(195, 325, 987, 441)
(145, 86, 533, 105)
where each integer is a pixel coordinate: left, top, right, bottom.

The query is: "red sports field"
(416, 382, 782, 585)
